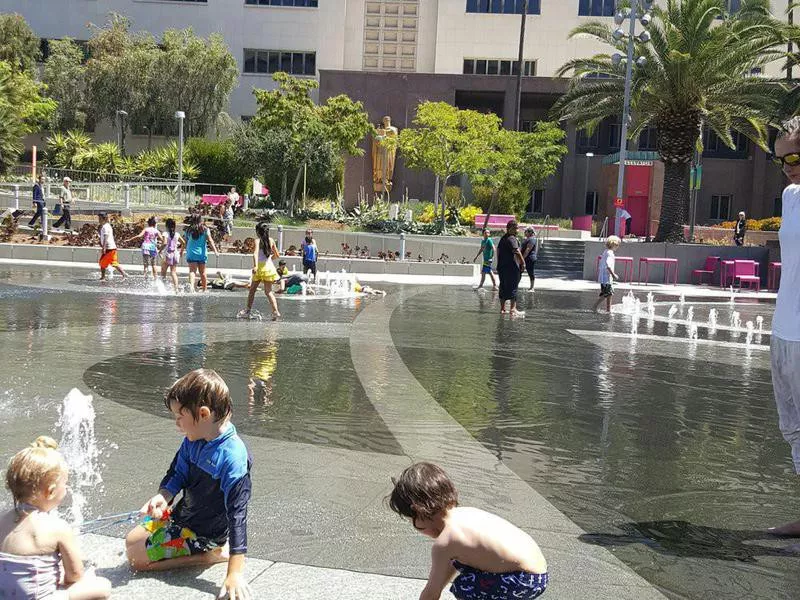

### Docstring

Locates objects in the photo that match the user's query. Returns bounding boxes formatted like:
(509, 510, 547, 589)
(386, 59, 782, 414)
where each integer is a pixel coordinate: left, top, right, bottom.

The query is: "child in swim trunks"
(389, 462, 548, 600)
(98, 213, 127, 281)
(125, 369, 253, 600)
(0, 436, 111, 600)
(125, 216, 163, 280)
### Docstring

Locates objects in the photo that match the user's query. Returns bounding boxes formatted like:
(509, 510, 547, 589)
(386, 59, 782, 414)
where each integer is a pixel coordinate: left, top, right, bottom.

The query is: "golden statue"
(372, 115, 398, 194)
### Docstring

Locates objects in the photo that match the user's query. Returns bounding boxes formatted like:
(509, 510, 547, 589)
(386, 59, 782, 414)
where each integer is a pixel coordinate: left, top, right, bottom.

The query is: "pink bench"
(638, 257, 678, 285)
(596, 255, 634, 282)
(201, 194, 244, 207)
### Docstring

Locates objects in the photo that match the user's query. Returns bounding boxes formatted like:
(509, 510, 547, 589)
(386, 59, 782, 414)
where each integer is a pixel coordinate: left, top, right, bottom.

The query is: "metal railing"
(0, 181, 195, 210)
(540, 214, 551, 248)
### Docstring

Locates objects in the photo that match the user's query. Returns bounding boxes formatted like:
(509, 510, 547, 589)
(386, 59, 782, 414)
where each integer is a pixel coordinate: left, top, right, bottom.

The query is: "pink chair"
(734, 260, 760, 292)
(691, 256, 720, 285)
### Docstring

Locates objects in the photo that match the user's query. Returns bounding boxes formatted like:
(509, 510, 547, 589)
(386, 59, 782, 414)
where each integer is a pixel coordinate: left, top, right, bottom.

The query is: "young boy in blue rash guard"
(126, 369, 253, 600)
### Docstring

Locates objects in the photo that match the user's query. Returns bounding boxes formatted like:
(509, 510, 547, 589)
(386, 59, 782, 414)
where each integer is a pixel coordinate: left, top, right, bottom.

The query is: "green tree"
(0, 61, 55, 173)
(399, 102, 518, 229)
(553, 0, 790, 242)
(42, 39, 88, 131)
(251, 72, 371, 213)
(85, 16, 237, 143)
(45, 130, 93, 169)
(0, 14, 39, 74)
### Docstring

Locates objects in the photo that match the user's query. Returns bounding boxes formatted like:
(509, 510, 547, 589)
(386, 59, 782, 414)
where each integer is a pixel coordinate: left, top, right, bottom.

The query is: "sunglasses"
(772, 152, 800, 167)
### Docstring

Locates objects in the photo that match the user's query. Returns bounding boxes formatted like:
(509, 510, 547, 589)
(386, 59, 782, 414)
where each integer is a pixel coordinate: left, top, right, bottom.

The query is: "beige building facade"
(3, 0, 792, 220)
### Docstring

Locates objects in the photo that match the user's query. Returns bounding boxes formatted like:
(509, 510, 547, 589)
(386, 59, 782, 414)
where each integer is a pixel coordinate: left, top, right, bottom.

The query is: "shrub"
(186, 138, 248, 194)
(458, 205, 483, 225)
(714, 217, 781, 232)
(470, 184, 529, 217)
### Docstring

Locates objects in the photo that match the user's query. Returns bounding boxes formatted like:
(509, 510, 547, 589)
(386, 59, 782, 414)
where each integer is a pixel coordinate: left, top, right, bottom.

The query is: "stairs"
(536, 239, 586, 276)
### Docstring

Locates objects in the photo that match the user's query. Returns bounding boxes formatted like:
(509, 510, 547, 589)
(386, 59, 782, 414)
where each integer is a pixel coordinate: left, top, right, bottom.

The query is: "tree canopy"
(42, 39, 88, 131)
(0, 14, 39, 74)
(248, 72, 372, 211)
(79, 16, 238, 139)
(553, 0, 794, 241)
(400, 102, 567, 222)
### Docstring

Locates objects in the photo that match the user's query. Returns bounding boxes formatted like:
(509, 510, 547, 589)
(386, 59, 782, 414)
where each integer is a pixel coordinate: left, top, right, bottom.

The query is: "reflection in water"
(581, 521, 800, 563)
(391, 288, 799, 600)
(84, 339, 403, 455)
(248, 341, 278, 414)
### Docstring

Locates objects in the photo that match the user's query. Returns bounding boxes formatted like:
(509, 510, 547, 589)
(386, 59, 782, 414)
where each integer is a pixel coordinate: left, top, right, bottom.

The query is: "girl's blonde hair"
(606, 235, 621, 249)
(5, 436, 67, 504)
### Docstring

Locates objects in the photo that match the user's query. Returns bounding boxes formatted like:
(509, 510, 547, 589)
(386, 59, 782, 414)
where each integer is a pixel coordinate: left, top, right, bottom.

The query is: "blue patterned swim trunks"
(450, 561, 548, 600)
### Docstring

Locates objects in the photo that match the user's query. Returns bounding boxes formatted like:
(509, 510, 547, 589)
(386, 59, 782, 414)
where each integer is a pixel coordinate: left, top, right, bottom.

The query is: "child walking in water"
(125, 216, 163, 280)
(301, 229, 318, 280)
(183, 214, 218, 292)
(240, 222, 281, 320)
(98, 213, 127, 281)
(125, 369, 252, 600)
(473, 229, 497, 290)
(593, 235, 621, 313)
(160, 218, 184, 293)
(389, 462, 548, 600)
(0, 436, 112, 599)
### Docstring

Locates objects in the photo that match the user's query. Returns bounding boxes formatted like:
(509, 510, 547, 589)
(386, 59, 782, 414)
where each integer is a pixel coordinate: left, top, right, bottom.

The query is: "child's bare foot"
(272, 312, 280, 321)
(510, 310, 525, 318)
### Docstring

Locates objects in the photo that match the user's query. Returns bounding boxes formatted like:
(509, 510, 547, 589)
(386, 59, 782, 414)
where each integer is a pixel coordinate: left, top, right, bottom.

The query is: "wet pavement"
(0, 265, 795, 599)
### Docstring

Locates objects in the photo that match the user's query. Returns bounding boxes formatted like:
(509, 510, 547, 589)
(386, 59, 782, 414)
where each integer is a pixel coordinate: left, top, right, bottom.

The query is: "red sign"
(614, 197, 624, 207)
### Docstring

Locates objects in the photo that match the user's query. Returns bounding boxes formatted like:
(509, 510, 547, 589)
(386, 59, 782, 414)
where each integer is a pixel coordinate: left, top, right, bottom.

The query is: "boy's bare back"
(435, 507, 547, 574)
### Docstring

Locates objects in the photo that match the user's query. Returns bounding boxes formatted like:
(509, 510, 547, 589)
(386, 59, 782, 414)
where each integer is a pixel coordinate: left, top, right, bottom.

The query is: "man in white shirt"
(768, 117, 800, 535)
(615, 206, 632, 237)
(53, 176, 73, 231)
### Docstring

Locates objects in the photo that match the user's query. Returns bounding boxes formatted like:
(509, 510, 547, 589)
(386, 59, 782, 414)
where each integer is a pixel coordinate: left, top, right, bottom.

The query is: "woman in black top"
(520, 227, 538, 291)
(496, 220, 526, 316)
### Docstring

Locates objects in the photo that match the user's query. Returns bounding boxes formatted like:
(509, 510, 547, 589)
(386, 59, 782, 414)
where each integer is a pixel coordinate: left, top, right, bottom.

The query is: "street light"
(175, 111, 185, 205)
(116, 110, 128, 156)
(611, 0, 652, 233)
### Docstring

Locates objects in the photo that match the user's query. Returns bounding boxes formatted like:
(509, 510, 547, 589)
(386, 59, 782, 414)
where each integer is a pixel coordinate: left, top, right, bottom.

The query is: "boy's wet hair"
(164, 368, 232, 422)
(388, 462, 458, 522)
(98, 212, 108, 222)
(605, 235, 621, 249)
(6, 436, 66, 505)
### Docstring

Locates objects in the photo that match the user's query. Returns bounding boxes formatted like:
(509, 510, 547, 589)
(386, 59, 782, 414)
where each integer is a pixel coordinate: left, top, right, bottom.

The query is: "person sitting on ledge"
(389, 462, 548, 600)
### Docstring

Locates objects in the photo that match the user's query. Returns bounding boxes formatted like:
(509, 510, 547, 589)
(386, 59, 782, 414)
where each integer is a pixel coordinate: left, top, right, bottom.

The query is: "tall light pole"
(611, 1, 652, 217)
(583, 152, 594, 214)
(513, 0, 528, 131)
(116, 110, 128, 156)
(175, 111, 185, 205)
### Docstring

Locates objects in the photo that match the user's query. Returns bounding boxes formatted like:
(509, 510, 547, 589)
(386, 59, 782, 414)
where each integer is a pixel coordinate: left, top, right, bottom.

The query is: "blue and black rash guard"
(159, 423, 252, 554)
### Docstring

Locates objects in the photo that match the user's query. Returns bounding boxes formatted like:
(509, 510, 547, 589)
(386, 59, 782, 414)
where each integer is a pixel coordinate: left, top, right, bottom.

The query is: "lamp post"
(513, 0, 529, 131)
(611, 1, 652, 215)
(115, 110, 128, 156)
(175, 111, 185, 205)
(583, 152, 594, 215)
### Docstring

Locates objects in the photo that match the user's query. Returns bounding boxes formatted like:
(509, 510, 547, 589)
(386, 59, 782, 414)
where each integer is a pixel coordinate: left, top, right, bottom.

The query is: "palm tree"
(553, 0, 792, 242)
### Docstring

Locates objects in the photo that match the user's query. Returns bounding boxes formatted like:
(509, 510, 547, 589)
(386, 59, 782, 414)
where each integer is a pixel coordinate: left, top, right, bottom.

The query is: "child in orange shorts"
(98, 213, 127, 280)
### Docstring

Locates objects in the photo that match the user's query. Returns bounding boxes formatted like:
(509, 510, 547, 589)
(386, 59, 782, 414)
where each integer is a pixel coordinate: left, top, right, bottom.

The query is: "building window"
(578, 0, 615, 17)
(466, 0, 540, 15)
(638, 126, 658, 151)
(531, 189, 544, 214)
(710, 195, 732, 221)
(608, 120, 621, 149)
(774, 197, 782, 218)
(463, 58, 536, 76)
(577, 128, 599, 149)
(585, 191, 599, 215)
(243, 49, 315, 75)
(245, 0, 317, 4)
(704, 129, 748, 156)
